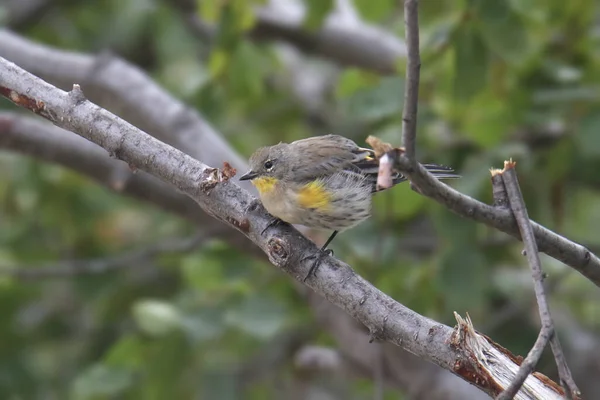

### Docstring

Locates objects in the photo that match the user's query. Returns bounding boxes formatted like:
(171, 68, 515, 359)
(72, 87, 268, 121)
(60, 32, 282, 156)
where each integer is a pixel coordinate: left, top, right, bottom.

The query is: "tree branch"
(0, 29, 251, 185)
(167, 0, 407, 74)
(389, 154, 600, 288)
(0, 232, 208, 280)
(4, 0, 53, 29)
(401, 0, 420, 160)
(1, 112, 488, 400)
(0, 55, 563, 399)
(501, 163, 580, 399)
(0, 29, 491, 396)
(0, 112, 261, 257)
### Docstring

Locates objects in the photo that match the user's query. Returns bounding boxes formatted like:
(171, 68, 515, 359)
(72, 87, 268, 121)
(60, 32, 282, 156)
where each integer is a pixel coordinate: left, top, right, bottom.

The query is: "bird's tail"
(420, 163, 461, 180)
(367, 163, 460, 193)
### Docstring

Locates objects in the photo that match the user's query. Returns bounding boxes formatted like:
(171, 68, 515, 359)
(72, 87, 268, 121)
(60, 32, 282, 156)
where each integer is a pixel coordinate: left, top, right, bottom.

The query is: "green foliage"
(304, 0, 334, 30)
(453, 20, 489, 101)
(2, 0, 600, 398)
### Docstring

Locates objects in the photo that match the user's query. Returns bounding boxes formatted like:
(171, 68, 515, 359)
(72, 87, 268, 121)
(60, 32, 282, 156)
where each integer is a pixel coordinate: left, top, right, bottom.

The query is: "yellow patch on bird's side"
(298, 181, 332, 210)
(252, 177, 278, 194)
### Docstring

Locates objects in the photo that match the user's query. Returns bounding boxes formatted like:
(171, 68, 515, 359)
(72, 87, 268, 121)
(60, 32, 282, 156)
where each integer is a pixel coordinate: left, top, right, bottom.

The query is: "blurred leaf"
(71, 364, 134, 400)
(339, 76, 405, 122)
(372, 183, 426, 220)
(132, 299, 181, 337)
(354, 0, 396, 21)
(179, 311, 226, 343)
(453, 142, 530, 198)
(225, 295, 287, 339)
(575, 112, 600, 157)
(228, 41, 266, 100)
(199, 0, 222, 23)
(304, 0, 334, 30)
(533, 87, 600, 104)
(209, 49, 230, 78)
(232, 0, 256, 31)
(335, 69, 381, 98)
(437, 245, 488, 316)
(472, 0, 529, 64)
(543, 138, 574, 180)
(453, 22, 489, 101)
(461, 92, 516, 148)
(200, 370, 239, 400)
(181, 252, 223, 291)
(421, 15, 461, 64)
(104, 335, 144, 368)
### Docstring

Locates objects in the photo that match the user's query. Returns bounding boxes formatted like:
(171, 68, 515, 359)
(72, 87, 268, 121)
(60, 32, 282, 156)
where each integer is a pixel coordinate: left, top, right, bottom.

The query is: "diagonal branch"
(1, 114, 487, 400)
(0, 112, 261, 257)
(0, 29, 251, 184)
(0, 55, 564, 399)
(0, 232, 209, 280)
(501, 163, 580, 399)
(389, 154, 600, 288)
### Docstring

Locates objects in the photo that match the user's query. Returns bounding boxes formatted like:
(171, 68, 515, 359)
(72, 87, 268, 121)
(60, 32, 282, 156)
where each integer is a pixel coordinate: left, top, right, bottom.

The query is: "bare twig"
(401, 0, 420, 160)
(0, 233, 208, 280)
(501, 161, 580, 399)
(389, 155, 600, 288)
(495, 327, 554, 400)
(0, 56, 565, 397)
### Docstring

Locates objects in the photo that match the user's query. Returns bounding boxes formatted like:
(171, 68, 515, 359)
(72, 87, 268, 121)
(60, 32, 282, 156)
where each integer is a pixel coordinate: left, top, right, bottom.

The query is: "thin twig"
(401, 0, 420, 160)
(501, 162, 580, 399)
(0, 232, 208, 280)
(495, 325, 554, 400)
(389, 155, 600, 288)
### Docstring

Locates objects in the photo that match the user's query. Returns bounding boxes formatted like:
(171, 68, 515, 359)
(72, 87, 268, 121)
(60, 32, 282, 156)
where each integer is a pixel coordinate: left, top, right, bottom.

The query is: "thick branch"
(0, 112, 261, 256)
(1, 114, 487, 400)
(390, 154, 600, 287)
(0, 29, 251, 187)
(0, 56, 561, 398)
(401, 0, 420, 160)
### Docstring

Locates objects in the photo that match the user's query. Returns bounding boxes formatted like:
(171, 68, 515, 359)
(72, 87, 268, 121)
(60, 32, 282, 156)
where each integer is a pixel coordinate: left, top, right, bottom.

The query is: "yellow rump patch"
(298, 181, 332, 210)
(252, 177, 278, 194)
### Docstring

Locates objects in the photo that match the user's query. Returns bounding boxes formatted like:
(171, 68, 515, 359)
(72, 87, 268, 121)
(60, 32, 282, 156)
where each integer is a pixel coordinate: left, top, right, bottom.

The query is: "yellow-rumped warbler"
(240, 134, 459, 279)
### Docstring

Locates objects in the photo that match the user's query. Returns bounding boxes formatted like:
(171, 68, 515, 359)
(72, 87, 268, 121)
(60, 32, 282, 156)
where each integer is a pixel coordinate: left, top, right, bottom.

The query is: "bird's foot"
(301, 248, 334, 282)
(261, 217, 289, 236)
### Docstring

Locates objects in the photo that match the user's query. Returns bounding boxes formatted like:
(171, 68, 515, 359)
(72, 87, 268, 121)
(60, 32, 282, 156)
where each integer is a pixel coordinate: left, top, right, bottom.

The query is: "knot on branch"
(267, 237, 289, 267)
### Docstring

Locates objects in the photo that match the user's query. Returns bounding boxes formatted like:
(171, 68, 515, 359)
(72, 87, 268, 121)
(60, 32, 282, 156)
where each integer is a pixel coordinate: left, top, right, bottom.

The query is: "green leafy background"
(1, 0, 600, 398)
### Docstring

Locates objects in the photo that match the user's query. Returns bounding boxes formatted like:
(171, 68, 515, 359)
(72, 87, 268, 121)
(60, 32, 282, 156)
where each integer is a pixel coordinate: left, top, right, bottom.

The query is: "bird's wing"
(289, 135, 459, 191)
(288, 135, 375, 181)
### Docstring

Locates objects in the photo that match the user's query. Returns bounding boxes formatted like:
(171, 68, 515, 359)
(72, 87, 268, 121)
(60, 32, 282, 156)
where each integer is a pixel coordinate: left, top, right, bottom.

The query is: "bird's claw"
(302, 248, 334, 282)
(261, 218, 286, 236)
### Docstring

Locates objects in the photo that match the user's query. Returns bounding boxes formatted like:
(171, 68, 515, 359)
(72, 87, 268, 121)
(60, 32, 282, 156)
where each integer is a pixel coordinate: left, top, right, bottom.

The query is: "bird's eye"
(264, 160, 274, 170)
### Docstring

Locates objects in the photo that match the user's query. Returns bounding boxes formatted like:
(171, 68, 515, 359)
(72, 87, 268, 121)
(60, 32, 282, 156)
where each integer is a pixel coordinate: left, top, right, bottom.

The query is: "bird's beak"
(239, 170, 258, 181)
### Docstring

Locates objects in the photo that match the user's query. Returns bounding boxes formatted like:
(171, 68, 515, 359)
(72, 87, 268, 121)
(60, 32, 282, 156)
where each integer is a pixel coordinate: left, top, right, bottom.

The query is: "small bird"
(240, 135, 459, 279)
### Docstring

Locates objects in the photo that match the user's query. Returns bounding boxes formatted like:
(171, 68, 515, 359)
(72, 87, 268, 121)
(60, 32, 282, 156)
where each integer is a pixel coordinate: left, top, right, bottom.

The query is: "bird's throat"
(252, 177, 278, 194)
